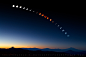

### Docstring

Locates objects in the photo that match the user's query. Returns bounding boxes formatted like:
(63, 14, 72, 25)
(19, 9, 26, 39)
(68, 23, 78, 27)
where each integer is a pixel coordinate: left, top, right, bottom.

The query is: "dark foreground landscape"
(0, 47, 86, 57)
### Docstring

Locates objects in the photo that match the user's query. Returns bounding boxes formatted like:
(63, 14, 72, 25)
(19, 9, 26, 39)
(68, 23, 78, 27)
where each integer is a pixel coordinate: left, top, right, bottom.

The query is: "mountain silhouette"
(66, 47, 84, 52)
(65, 50, 78, 54)
(22, 47, 85, 52)
(0, 47, 86, 56)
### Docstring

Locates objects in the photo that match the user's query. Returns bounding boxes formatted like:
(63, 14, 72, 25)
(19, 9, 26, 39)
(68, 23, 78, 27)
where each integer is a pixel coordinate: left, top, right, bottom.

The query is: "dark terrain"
(0, 47, 86, 57)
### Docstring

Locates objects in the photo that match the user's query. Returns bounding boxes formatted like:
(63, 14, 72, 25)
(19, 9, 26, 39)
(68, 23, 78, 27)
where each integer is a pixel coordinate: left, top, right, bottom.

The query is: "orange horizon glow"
(0, 47, 58, 49)
(0, 47, 84, 50)
(0, 46, 61, 49)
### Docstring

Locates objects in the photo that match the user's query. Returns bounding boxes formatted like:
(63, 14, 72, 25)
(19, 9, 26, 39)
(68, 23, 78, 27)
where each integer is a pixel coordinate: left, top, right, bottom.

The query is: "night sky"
(0, 3, 86, 50)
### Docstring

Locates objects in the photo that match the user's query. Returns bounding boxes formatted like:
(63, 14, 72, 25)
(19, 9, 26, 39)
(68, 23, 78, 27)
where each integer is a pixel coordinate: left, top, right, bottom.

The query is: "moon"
(23, 7, 25, 9)
(12, 5, 15, 7)
(62, 29, 65, 32)
(65, 32, 67, 34)
(60, 27, 62, 29)
(67, 35, 70, 37)
(26, 8, 28, 10)
(16, 5, 18, 8)
(19, 6, 22, 8)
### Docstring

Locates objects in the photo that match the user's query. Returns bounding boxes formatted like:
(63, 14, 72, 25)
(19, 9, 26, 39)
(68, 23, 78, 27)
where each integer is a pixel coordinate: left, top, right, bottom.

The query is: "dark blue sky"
(0, 3, 86, 50)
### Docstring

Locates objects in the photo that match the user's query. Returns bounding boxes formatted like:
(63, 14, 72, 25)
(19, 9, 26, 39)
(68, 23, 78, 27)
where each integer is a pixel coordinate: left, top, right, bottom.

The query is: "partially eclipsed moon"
(39, 13, 41, 15)
(44, 16, 47, 18)
(47, 17, 49, 19)
(50, 19, 52, 21)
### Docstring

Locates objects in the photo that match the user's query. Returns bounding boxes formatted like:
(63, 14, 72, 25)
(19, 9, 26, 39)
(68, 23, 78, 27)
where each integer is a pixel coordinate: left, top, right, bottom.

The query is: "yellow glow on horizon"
(0, 44, 64, 49)
(0, 45, 70, 49)
(0, 46, 58, 49)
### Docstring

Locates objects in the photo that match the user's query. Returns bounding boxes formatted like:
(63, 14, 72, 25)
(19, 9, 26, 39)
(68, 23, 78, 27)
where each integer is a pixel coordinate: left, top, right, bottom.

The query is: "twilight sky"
(0, 3, 86, 50)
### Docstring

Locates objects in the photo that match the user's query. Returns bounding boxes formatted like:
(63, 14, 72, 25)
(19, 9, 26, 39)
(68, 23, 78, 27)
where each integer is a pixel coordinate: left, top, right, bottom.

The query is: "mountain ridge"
(21, 47, 85, 52)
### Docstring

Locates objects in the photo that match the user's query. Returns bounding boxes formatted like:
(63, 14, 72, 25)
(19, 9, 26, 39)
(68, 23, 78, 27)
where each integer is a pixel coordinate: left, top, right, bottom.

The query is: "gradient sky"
(0, 4, 86, 50)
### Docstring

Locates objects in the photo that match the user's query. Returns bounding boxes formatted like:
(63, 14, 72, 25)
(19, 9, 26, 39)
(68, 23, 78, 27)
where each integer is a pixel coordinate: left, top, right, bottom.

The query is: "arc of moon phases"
(12, 5, 70, 37)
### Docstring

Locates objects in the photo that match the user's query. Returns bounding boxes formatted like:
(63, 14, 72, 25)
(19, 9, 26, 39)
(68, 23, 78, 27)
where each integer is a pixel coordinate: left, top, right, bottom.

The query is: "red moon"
(41, 14, 44, 16)
(50, 19, 52, 21)
(47, 17, 49, 19)
(44, 16, 47, 18)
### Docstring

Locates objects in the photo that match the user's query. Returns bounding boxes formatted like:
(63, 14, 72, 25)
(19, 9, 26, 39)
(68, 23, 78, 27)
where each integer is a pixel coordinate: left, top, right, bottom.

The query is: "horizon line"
(0, 47, 86, 50)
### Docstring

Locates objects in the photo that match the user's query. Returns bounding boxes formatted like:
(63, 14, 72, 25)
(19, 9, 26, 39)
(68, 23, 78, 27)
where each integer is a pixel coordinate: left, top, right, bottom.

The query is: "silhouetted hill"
(65, 50, 79, 54)
(0, 47, 86, 56)
(66, 47, 84, 52)
(22, 47, 85, 52)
